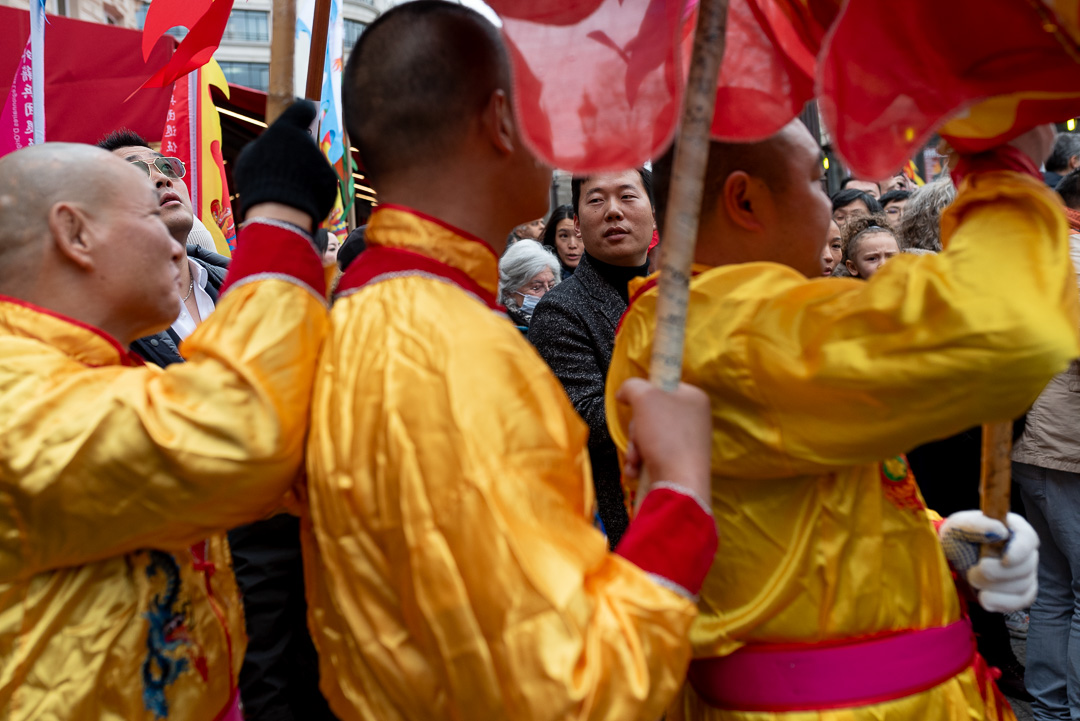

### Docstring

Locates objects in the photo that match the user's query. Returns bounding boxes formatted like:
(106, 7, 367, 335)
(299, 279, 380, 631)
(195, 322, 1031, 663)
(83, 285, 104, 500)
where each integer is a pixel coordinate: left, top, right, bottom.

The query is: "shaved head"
(343, 0, 509, 184)
(0, 143, 183, 345)
(659, 120, 832, 277)
(0, 144, 120, 286)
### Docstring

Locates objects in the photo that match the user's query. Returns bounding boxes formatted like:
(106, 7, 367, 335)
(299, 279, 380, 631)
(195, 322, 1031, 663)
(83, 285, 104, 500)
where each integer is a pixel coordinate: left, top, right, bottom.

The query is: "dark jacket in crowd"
(129, 245, 337, 721)
(130, 245, 229, 366)
(528, 253, 646, 548)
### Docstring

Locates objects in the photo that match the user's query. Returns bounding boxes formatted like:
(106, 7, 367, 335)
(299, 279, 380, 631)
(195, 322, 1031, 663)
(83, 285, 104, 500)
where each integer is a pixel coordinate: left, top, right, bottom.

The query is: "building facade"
(210, 0, 389, 93)
(1, 0, 138, 27)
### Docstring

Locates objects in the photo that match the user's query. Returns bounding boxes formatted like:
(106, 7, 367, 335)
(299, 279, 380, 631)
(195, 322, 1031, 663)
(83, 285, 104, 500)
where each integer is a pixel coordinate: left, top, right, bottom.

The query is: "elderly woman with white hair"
(499, 239, 561, 329)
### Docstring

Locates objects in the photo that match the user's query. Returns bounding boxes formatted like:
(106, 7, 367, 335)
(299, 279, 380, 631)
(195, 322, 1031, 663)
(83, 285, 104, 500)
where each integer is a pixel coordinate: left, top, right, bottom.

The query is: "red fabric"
(687, 619, 976, 712)
(501, 0, 824, 173)
(1065, 207, 1080, 234)
(500, 0, 1080, 178)
(949, 145, 1042, 188)
(141, 0, 213, 61)
(616, 487, 717, 596)
(220, 222, 325, 298)
(161, 72, 190, 165)
(819, 0, 1080, 178)
(0, 7, 173, 145)
(336, 244, 503, 311)
(501, 0, 689, 172)
(137, 0, 235, 91)
(710, 0, 820, 142)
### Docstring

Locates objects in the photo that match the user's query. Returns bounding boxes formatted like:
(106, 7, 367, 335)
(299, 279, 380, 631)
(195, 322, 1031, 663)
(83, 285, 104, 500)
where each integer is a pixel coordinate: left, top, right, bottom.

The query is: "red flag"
(710, 0, 821, 142)
(136, 0, 234, 92)
(500, 0, 825, 173)
(819, 0, 1080, 178)
(500, 0, 1080, 179)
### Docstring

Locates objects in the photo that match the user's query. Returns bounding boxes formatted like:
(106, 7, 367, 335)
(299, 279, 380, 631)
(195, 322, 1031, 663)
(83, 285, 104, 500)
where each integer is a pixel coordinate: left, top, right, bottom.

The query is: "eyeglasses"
(130, 157, 186, 180)
(521, 280, 557, 295)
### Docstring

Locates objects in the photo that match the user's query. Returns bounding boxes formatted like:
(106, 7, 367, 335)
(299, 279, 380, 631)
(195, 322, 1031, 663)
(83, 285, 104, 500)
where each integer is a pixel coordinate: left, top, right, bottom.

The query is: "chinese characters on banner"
(162, 61, 236, 255)
(0, 43, 35, 157)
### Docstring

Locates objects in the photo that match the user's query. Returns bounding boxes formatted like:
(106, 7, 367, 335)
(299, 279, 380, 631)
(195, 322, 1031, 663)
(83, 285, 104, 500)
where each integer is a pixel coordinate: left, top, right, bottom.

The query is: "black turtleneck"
(584, 251, 650, 304)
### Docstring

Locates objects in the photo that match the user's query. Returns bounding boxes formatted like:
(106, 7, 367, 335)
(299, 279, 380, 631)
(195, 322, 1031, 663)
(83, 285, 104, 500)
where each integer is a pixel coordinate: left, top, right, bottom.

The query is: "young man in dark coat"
(528, 168, 656, 547)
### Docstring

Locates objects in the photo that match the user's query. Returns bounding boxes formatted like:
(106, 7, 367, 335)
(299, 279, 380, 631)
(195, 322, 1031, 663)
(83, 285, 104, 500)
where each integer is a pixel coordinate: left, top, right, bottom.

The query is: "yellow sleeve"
(313, 285, 696, 721)
(0, 225, 328, 580)
(608, 170, 1080, 478)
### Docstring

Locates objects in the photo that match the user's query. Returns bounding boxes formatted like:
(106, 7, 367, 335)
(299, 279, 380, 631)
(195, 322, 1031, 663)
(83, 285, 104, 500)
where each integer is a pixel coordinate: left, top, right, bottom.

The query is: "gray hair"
(1047, 133, 1080, 173)
(498, 239, 561, 306)
(897, 178, 956, 252)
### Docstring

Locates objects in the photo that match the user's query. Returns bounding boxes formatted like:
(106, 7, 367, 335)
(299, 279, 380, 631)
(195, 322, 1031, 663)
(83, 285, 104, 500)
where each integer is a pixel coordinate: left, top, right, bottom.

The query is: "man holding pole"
(607, 120, 1075, 720)
(301, 3, 720, 720)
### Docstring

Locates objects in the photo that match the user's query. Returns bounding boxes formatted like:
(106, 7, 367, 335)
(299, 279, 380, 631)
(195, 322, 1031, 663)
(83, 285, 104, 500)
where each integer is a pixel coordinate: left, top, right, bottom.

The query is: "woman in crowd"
(842, 213, 900, 279)
(898, 177, 957, 251)
(820, 219, 843, 276)
(498, 239, 561, 328)
(831, 188, 883, 227)
(541, 204, 583, 280)
(879, 188, 911, 229)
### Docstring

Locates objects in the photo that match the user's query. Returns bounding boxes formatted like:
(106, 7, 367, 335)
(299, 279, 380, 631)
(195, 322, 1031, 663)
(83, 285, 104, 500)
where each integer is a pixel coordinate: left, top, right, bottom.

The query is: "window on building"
(344, 19, 367, 53)
(223, 9, 270, 43)
(218, 61, 270, 92)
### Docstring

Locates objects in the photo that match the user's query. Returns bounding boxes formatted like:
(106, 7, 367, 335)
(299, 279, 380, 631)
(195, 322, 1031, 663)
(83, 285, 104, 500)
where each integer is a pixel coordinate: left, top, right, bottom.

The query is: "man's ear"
(574, 214, 581, 237)
(48, 202, 95, 270)
(722, 171, 766, 232)
(1070, 153, 1080, 171)
(483, 89, 515, 156)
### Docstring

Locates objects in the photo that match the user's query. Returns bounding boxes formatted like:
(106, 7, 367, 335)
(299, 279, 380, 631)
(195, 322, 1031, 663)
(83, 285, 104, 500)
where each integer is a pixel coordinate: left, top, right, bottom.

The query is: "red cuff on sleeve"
(616, 487, 718, 598)
(950, 144, 1041, 187)
(219, 219, 326, 300)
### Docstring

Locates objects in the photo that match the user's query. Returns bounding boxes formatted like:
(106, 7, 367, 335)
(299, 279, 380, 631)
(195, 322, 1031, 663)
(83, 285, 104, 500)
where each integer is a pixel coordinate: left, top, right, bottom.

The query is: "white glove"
(938, 511, 1039, 613)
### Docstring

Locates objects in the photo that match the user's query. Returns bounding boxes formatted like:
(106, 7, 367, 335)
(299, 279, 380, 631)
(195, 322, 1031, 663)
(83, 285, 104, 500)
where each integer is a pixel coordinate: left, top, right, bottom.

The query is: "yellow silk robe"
(303, 206, 698, 721)
(606, 171, 1080, 720)
(0, 223, 328, 720)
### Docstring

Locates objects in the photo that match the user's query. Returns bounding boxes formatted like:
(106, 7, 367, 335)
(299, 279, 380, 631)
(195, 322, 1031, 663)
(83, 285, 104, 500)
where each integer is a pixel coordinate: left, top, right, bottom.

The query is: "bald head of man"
(343, 0, 550, 251)
(655, 120, 832, 277)
(0, 143, 184, 346)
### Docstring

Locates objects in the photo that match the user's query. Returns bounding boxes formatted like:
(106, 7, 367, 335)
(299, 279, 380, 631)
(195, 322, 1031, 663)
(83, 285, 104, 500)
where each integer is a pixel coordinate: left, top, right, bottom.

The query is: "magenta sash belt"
(213, 690, 243, 721)
(687, 618, 976, 712)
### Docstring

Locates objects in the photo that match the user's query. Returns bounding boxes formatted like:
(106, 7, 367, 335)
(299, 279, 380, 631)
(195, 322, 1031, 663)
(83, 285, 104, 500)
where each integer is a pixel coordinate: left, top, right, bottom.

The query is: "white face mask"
(517, 292, 541, 313)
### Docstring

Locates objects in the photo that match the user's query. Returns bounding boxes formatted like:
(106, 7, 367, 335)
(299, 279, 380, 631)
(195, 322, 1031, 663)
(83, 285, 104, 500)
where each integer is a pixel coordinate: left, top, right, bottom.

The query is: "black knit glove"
(233, 100, 340, 228)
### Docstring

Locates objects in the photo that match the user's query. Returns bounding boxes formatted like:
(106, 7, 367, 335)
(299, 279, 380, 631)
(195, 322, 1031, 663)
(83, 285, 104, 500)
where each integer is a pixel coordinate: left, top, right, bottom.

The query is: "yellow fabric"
(303, 207, 698, 721)
(197, 60, 234, 256)
(0, 277, 327, 720)
(606, 170, 1080, 720)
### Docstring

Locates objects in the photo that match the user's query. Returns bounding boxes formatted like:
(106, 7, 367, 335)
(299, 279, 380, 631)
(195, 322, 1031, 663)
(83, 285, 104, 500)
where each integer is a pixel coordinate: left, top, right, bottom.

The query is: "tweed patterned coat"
(528, 254, 630, 546)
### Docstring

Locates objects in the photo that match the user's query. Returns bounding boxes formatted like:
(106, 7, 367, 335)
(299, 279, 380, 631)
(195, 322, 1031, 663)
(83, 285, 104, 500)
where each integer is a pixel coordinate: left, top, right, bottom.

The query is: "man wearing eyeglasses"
(96, 130, 229, 366)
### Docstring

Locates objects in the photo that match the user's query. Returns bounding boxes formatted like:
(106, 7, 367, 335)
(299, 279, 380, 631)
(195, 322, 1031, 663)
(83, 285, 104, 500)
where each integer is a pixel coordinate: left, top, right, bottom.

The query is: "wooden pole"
(305, 0, 333, 101)
(981, 421, 1013, 554)
(649, 0, 729, 392)
(629, 0, 727, 509)
(267, 0, 296, 125)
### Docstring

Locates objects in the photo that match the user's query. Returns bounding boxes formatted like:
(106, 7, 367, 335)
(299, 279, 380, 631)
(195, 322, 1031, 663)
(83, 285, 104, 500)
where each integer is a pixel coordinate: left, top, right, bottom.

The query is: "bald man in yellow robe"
(607, 123, 1078, 721)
